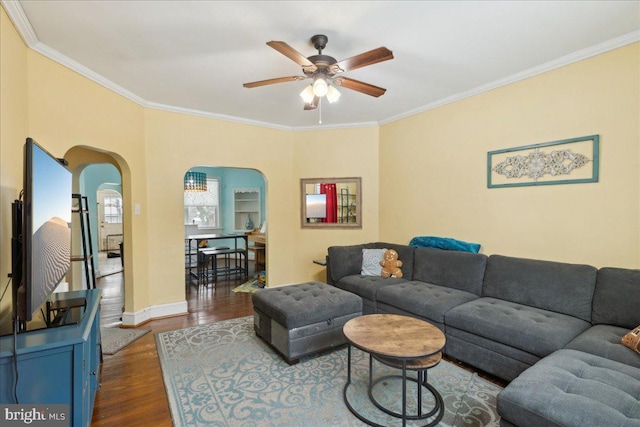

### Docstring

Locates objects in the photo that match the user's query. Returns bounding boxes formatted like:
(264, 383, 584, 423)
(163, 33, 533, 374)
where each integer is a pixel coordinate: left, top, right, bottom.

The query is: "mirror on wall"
(300, 177, 361, 229)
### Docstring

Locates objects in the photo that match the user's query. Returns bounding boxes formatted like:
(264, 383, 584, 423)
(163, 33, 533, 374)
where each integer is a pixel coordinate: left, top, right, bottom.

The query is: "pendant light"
(184, 171, 207, 192)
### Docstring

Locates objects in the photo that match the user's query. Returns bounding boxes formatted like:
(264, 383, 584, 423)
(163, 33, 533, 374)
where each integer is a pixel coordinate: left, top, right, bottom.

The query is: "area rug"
(232, 277, 263, 293)
(101, 327, 150, 355)
(155, 316, 502, 426)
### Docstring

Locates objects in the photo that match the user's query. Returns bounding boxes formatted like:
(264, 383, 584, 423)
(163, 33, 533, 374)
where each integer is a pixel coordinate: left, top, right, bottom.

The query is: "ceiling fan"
(243, 34, 393, 111)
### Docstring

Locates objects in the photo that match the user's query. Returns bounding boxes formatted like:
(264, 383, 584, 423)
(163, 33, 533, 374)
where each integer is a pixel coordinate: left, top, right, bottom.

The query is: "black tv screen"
(19, 138, 72, 322)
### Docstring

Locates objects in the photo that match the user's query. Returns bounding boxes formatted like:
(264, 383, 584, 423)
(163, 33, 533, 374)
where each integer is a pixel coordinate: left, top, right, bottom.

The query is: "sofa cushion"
(251, 282, 362, 329)
(482, 255, 597, 322)
(497, 349, 640, 427)
(412, 248, 487, 296)
(446, 297, 590, 357)
(328, 244, 368, 283)
(334, 275, 405, 302)
(445, 330, 539, 381)
(565, 324, 640, 368)
(592, 267, 640, 329)
(376, 281, 478, 324)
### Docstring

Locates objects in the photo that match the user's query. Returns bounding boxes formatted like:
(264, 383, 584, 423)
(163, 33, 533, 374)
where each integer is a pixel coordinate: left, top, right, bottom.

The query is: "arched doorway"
(65, 146, 129, 327)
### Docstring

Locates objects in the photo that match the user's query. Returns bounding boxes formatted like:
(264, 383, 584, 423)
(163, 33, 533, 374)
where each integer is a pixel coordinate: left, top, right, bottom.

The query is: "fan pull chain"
(318, 98, 322, 124)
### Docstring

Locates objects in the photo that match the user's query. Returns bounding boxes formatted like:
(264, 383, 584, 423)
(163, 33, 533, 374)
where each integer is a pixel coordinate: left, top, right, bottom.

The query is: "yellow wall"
(292, 127, 380, 283)
(142, 109, 297, 301)
(0, 8, 29, 328)
(25, 49, 149, 314)
(2, 5, 638, 331)
(380, 43, 640, 268)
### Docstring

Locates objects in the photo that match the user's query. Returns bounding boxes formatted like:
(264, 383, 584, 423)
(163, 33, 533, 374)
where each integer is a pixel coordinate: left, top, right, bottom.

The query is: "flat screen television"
(12, 138, 72, 327)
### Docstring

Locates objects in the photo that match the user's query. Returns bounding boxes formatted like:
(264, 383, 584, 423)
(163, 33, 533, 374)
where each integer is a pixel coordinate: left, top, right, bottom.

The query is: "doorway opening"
(97, 187, 124, 276)
(183, 166, 267, 289)
(66, 147, 129, 329)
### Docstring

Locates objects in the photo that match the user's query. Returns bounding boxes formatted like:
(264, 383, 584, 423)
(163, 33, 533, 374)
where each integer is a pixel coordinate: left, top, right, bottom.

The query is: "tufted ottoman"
(252, 282, 362, 363)
(498, 348, 640, 427)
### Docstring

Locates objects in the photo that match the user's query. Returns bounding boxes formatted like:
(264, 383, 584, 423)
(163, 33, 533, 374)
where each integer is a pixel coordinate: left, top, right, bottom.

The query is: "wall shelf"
(233, 187, 261, 232)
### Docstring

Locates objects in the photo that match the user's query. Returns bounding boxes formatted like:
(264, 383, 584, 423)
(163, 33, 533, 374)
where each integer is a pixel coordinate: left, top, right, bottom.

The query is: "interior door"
(97, 189, 123, 252)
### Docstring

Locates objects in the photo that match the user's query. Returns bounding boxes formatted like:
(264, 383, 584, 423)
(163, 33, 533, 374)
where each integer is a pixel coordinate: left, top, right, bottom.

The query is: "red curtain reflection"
(320, 183, 337, 222)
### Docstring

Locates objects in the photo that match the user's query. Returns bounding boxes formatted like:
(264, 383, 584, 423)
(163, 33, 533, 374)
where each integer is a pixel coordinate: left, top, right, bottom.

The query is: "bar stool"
(198, 246, 230, 285)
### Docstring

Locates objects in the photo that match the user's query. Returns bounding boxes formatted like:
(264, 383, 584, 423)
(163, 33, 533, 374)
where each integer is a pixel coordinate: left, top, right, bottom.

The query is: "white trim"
(145, 101, 292, 131)
(121, 300, 188, 327)
(35, 42, 148, 106)
(3, 1, 638, 130)
(292, 121, 379, 131)
(1, 0, 38, 46)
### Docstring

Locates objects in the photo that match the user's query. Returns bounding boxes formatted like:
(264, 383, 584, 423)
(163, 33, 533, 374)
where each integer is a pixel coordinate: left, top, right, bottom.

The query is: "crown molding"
(1, 0, 37, 45)
(380, 29, 640, 125)
(37, 42, 149, 106)
(145, 102, 294, 132)
(292, 121, 379, 132)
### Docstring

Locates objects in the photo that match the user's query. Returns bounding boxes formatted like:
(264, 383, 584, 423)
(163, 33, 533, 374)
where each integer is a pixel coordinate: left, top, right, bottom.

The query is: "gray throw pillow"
(361, 248, 387, 276)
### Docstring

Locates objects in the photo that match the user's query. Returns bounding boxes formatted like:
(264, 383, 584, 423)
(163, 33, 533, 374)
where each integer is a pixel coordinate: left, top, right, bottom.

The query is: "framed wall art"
(487, 135, 599, 188)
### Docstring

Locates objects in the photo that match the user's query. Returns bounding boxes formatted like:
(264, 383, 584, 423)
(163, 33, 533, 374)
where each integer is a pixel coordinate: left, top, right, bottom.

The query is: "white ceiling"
(4, 1, 640, 130)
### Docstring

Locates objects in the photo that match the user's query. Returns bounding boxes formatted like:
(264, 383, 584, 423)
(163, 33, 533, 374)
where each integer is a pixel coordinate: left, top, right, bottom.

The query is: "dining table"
(186, 233, 249, 286)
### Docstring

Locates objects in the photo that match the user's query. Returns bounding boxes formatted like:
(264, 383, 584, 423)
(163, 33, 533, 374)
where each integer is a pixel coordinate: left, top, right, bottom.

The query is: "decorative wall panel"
(487, 135, 599, 188)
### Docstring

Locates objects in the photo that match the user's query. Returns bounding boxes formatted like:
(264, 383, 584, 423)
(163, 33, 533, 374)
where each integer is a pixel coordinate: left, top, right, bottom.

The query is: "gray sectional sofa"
(326, 242, 640, 427)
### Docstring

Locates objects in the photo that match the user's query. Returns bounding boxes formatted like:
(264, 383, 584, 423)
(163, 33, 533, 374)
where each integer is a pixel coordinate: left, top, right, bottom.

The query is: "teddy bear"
(380, 249, 403, 278)
(621, 325, 640, 354)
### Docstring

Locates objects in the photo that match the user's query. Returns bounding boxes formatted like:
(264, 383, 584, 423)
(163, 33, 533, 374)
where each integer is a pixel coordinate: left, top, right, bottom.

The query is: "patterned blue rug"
(155, 316, 502, 426)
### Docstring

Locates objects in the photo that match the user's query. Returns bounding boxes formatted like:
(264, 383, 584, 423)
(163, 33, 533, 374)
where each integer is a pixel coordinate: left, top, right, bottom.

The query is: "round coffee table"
(342, 314, 446, 427)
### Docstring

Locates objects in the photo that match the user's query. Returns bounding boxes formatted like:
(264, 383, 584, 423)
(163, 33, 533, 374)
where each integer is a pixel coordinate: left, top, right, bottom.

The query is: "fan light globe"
(313, 76, 329, 97)
(326, 85, 341, 103)
(300, 85, 315, 103)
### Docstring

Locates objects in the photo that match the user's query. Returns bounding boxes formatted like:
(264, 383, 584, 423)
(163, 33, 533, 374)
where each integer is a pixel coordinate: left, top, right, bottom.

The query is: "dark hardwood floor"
(91, 263, 505, 426)
(91, 268, 254, 426)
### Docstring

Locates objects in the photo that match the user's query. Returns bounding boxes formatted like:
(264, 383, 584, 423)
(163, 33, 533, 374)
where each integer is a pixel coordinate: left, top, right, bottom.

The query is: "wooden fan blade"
(304, 96, 319, 110)
(267, 41, 318, 73)
(243, 76, 306, 88)
(334, 77, 387, 97)
(333, 47, 393, 73)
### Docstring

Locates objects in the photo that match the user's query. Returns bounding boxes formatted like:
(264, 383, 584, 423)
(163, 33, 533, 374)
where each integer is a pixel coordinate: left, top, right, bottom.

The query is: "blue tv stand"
(0, 289, 102, 427)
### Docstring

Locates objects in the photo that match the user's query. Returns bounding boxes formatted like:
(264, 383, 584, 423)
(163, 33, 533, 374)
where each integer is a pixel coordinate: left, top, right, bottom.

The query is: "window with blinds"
(184, 178, 220, 227)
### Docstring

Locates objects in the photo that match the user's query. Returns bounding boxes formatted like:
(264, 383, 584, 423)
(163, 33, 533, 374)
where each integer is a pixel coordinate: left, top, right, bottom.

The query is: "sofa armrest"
(325, 255, 334, 285)
(327, 244, 368, 284)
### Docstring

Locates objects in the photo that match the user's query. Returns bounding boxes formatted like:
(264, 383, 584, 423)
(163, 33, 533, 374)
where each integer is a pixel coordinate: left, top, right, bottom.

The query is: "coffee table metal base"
(343, 345, 445, 427)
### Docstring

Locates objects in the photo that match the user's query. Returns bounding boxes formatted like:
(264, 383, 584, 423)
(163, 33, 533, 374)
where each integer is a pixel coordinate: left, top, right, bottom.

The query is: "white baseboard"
(121, 300, 188, 326)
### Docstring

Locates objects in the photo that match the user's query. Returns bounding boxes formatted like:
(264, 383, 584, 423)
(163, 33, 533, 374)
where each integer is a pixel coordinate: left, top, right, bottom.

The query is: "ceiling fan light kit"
(325, 85, 341, 104)
(312, 75, 329, 97)
(243, 34, 393, 114)
(300, 85, 315, 104)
